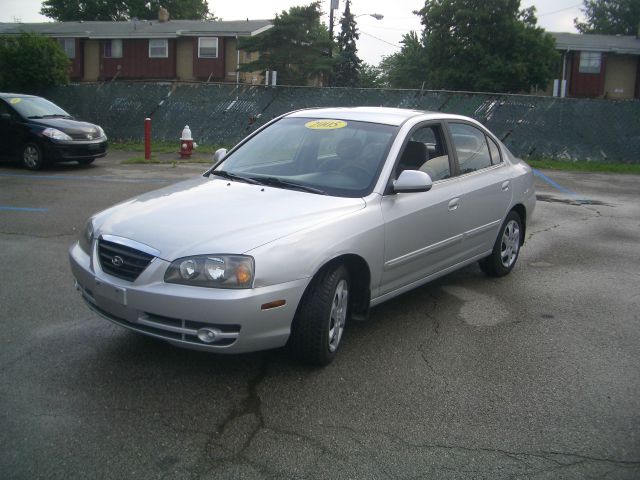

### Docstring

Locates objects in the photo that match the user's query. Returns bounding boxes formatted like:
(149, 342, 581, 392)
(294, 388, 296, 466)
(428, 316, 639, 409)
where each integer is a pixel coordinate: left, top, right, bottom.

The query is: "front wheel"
(78, 158, 95, 166)
(288, 264, 350, 366)
(479, 210, 522, 277)
(22, 142, 45, 170)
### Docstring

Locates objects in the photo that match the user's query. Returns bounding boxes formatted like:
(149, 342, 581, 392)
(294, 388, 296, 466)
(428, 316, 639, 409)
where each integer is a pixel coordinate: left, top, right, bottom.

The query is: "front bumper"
(69, 241, 308, 353)
(44, 138, 108, 161)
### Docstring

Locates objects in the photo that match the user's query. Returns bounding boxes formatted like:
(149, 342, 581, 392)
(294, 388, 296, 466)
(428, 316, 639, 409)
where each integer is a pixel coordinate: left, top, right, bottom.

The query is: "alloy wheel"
(328, 279, 348, 353)
(500, 220, 520, 268)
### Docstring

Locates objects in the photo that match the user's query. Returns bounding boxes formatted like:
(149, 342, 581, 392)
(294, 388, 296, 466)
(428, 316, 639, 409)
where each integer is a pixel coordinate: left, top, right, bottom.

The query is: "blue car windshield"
(8, 96, 70, 119)
(215, 117, 398, 198)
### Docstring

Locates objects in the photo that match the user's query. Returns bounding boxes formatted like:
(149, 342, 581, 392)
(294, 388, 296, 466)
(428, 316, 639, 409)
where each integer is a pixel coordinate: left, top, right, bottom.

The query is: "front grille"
(69, 131, 97, 140)
(98, 238, 154, 281)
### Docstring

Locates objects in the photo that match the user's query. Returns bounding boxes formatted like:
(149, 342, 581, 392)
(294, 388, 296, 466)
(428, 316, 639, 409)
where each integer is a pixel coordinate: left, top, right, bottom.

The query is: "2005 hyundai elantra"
(69, 107, 535, 365)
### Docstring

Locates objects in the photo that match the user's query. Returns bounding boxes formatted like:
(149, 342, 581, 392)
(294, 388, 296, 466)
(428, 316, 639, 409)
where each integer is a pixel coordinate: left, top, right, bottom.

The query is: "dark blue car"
(0, 93, 107, 170)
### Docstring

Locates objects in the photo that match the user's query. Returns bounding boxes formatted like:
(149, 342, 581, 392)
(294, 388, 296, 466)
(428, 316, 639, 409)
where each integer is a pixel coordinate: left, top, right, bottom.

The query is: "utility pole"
(328, 0, 339, 57)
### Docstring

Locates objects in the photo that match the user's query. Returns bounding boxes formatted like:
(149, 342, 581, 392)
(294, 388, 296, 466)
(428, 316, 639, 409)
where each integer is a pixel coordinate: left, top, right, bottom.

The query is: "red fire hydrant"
(179, 125, 196, 159)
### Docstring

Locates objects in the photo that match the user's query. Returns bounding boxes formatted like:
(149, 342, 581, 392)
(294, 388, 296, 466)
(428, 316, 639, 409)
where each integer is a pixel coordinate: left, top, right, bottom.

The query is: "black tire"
(479, 210, 523, 277)
(22, 142, 45, 170)
(78, 158, 95, 166)
(288, 264, 350, 366)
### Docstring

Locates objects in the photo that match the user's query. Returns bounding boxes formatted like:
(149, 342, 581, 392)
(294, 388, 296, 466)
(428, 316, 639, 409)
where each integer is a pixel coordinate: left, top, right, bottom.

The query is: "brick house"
(549, 32, 640, 99)
(0, 18, 272, 83)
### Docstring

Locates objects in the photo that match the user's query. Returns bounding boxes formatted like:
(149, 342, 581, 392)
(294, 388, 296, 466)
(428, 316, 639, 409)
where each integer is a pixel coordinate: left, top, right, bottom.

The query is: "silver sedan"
(69, 107, 535, 365)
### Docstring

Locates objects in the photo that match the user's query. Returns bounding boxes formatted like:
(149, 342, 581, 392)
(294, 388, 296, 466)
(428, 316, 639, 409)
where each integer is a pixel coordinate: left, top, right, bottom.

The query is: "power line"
(359, 30, 401, 48)
(537, 3, 582, 17)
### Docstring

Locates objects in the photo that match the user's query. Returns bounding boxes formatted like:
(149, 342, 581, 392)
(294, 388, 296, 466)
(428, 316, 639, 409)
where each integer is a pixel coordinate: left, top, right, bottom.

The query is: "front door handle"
(448, 198, 460, 211)
(501, 180, 510, 191)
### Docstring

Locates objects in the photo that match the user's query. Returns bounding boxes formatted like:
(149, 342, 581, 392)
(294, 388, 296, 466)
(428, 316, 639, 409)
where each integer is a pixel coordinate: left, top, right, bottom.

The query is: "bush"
(0, 32, 69, 92)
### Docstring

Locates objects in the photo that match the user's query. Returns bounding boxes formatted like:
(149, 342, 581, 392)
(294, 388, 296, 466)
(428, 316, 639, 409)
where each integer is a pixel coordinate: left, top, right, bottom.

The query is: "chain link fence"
(42, 82, 640, 163)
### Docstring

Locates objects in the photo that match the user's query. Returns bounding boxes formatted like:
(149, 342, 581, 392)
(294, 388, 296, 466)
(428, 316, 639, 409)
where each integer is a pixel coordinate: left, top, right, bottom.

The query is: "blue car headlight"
(42, 127, 72, 141)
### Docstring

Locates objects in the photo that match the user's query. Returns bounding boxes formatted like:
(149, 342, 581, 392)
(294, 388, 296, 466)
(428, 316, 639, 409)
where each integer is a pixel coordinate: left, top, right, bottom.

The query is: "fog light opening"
(197, 328, 219, 343)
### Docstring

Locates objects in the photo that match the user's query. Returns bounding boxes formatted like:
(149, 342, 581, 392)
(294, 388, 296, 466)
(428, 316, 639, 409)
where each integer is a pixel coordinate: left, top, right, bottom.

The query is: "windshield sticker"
(9, 98, 21, 104)
(305, 119, 347, 130)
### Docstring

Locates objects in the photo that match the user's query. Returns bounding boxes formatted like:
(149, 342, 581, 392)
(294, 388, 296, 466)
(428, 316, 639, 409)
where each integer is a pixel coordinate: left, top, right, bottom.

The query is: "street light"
(356, 13, 384, 20)
(328, 1, 383, 57)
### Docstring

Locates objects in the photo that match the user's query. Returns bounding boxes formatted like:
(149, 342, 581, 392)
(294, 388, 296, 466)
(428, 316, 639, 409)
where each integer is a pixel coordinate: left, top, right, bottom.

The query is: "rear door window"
(449, 123, 492, 174)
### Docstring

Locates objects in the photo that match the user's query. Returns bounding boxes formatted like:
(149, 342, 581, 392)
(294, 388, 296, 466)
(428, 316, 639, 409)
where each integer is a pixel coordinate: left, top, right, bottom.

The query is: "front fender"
(247, 196, 385, 290)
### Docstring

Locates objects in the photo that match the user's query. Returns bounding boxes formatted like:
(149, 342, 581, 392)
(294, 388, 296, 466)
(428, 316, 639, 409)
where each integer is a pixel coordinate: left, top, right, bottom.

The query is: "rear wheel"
(288, 264, 350, 366)
(479, 210, 522, 277)
(22, 142, 45, 170)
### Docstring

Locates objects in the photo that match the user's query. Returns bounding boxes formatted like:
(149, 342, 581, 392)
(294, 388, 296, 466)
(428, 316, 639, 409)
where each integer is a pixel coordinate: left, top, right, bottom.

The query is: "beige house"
(0, 18, 271, 84)
(548, 32, 640, 99)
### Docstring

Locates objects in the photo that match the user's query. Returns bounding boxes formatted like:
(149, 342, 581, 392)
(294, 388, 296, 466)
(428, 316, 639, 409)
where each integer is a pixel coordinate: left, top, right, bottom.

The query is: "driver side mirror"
(212, 148, 227, 164)
(393, 170, 433, 193)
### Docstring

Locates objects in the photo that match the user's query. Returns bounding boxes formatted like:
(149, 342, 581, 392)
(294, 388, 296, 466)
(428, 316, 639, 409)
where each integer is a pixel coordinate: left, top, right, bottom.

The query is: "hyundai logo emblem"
(111, 255, 124, 267)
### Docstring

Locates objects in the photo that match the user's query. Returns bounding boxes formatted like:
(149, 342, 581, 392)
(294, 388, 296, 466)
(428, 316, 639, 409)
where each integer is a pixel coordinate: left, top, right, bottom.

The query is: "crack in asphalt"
(527, 223, 561, 240)
(320, 426, 640, 477)
(189, 353, 270, 478)
(416, 291, 452, 393)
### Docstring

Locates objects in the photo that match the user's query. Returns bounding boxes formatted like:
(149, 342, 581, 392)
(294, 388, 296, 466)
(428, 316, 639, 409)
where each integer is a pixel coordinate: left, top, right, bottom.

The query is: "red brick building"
(0, 18, 272, 83)
(549, 32, 640, 99)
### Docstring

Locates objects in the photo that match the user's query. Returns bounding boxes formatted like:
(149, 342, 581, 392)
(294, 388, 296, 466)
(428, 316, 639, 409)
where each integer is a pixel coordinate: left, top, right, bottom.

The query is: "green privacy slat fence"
(42, 82, 640, 163)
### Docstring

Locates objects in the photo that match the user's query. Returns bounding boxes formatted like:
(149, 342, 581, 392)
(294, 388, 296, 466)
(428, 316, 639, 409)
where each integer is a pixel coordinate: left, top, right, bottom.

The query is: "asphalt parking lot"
(1, 155, 639, 479)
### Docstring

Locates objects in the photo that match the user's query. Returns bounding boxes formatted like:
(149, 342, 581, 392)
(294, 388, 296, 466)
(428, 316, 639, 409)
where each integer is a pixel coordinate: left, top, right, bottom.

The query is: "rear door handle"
(448, 198, 460, 211)
(501, 181, 510, 191)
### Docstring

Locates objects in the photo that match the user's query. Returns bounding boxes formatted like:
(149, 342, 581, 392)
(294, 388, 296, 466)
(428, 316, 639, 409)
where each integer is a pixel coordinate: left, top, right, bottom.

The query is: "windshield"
(215, 117, 398, 197)
(7, 96, 70, 118)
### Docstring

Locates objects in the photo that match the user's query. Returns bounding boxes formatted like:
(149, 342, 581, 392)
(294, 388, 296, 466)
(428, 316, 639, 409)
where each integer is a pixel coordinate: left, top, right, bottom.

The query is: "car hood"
(93, 177, 366, 260)
(31, 117, 101, 136)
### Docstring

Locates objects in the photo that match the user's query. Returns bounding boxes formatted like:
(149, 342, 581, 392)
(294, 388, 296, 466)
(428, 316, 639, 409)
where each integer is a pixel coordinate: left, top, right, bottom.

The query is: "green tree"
(238, 2, 335, 86)
(358, 63, 384, 88)
(417, 0, 558, 93)
(334, 0, 361, 87)
(0, 32, 69, 92)
(40, 0, 211, 21)
(574, 0, 640, 35)
(378, 31, 429, 89)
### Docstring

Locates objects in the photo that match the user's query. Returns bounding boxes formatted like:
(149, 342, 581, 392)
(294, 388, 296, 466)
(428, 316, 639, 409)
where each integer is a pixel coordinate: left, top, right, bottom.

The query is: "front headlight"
(79, 218, 94, 253)
(42, 128, 72, 141)
(164, 255, 254, 289)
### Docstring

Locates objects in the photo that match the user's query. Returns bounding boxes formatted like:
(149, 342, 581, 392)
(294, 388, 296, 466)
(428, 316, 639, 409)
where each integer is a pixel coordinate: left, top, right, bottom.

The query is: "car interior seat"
(396, 140, 427, 176)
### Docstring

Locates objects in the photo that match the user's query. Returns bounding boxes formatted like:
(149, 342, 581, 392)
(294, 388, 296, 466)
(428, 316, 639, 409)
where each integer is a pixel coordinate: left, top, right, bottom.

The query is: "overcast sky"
(2, 0, 585, 65)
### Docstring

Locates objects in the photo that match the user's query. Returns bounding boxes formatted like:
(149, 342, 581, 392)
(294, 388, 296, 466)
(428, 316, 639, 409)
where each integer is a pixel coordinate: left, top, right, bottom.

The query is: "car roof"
(285, 107, 468, 127)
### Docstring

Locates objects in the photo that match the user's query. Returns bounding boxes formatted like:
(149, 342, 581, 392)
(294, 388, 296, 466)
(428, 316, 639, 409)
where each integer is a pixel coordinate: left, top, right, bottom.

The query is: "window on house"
(579, 51, 602, 74)
(198, 37, 218, 58)
(149, 39, 168, 58)
(104, 39, 123, 58)
(58, 38, 75, 59)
